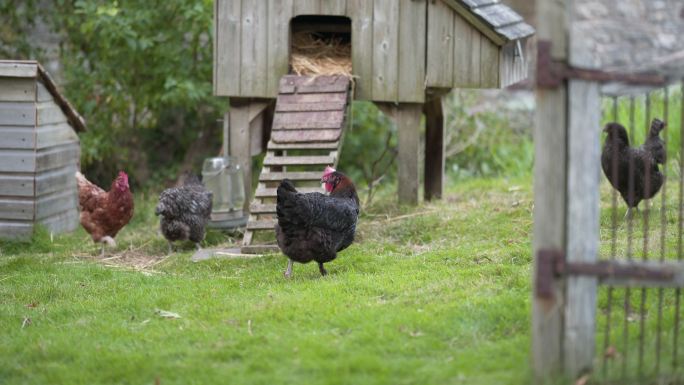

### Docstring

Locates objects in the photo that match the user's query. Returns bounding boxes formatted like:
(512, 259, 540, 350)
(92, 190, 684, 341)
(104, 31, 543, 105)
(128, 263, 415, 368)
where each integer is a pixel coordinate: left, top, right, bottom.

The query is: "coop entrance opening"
(290, 15, 352, 77)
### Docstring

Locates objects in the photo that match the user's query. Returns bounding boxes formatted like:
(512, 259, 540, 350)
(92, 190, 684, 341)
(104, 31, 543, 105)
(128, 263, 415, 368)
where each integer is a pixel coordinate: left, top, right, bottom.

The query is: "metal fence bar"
(675, 81, 684, 370)
(655, 87, 669, 375)
(623, 95, 637, 380)
(638, 93, 652, 378)
(603, 96, 620, 378)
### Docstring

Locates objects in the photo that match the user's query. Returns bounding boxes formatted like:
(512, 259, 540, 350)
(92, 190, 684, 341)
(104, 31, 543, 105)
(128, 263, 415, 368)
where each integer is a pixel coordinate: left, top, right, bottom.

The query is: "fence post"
(532, 0, 568, 381)
(564, 79, 601, 376)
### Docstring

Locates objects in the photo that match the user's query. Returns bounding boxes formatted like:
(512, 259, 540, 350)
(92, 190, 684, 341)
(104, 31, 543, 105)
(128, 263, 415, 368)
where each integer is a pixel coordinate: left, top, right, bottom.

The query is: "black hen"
(275, 166, 360, 278)
(155, 173, 213, 252)
(601, 119, 666, 218)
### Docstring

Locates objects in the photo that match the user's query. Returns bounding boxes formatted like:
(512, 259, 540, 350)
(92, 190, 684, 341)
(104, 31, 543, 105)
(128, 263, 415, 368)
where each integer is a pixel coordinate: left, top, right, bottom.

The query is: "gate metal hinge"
(535, 249, 677, 300)
(536, 40, 667, 89)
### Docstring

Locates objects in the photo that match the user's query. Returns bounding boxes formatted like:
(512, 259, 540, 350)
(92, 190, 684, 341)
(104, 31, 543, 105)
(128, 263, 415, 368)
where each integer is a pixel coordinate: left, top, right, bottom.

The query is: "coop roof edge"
(442, 0, 535, 45)
(0, 60, 86, 133)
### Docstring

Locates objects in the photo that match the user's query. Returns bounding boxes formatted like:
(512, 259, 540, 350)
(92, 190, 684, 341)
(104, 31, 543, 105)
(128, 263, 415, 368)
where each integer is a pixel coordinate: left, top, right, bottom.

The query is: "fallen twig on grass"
(384, 210, 438, 223)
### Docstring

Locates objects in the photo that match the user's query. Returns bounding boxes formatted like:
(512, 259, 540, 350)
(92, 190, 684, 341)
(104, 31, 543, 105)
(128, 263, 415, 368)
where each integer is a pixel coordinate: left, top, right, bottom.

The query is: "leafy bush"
(444, 89, 535, 181)
(2, 0, 223, 188)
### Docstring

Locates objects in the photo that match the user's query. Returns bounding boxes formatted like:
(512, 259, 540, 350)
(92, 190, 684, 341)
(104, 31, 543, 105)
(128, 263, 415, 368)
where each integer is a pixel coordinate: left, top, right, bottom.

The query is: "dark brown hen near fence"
(601, 119, 666, 218)
(275, 167, 359, 278)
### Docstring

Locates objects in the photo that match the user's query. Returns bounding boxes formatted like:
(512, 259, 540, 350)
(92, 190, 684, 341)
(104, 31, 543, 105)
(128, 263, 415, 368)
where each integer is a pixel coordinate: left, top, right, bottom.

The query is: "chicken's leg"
(284, 259, 293, 278)
(100, 243, 105, 257)
(318, 262, 328, 277)
(195, 243, 201, 251)
(167, 241, 174, 254)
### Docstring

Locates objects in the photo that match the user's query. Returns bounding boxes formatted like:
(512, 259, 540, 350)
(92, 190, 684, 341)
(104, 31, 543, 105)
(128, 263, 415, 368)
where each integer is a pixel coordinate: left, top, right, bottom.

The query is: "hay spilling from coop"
(290, 32, 353, 78)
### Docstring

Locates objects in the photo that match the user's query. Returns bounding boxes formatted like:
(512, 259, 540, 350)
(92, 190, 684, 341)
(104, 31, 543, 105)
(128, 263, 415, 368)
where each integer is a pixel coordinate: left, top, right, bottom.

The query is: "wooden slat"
(36, 122, 79, 149)
(0, 127, 35, 150)
(36, 82, 52, 102)
(246, 219, 276, 230)
(35, 190, 77, 220)
(272, 110, 345, 130)
(277, 92, 348, 104)
(0, 221, 33, 240)
(267, 140, 339, 150)
(240, 0, 268, 96)
(348, 0, 374, 100)
(267, 0, 294, 96)
(0, 102, 36, 126)
(0, 150, 36, 173)
(0, 197, 34, 220)
(0, 61, 38, 78)
(472, 3, 522, 29)
(36, 165, 78, 197)
(397, 0, 426, 103)
(249, 203, 277, 214)
(0, 78, 36, 102)
(453, 12, 477, 88)
(293, 0, 320, 15)
(36, 102, 67, 126)
(272, 129, 342, 143)
(35, 143, 80, 172)
(263, 154, 335, 166)
(276, 102, 347, 112)
(40, 208, 78, 234)
(480, 34, 500, 88)
(241, 244, 280, 254)
(279, 75, 350, 94)
(372, 0, 400, 102)
(215, 0, 242, 96)
(320, 0, 347, 15)
(255, 186, 323, 198)
(259, 171, 324, 182)
(0, 173, 34, 197)
(426, 0, 455, 88)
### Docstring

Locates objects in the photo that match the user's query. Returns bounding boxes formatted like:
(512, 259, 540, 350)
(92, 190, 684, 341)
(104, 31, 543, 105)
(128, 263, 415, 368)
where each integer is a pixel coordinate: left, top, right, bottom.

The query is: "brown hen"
(75, 171, 134, 255)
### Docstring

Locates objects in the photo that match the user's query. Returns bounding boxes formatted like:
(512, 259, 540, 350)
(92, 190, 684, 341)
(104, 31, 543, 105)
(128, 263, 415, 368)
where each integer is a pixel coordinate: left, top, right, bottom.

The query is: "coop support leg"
(424, 96, 444, 201)
(227, 100, 252, 211)
(396, 104, 422, 205)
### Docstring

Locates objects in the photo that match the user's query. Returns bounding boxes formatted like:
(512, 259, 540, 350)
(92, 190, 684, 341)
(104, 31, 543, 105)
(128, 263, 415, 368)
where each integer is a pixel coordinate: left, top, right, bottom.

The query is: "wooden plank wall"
(499, 39, 529, 88)
(427, 2, 502, 90)
(214, 0, 428, 103)
(0, 77, 80, 239)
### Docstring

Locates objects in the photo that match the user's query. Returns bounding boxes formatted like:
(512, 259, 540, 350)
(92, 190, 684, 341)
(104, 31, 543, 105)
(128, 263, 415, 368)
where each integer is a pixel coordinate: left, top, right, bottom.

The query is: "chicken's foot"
(284, 259, 293, 278)
(318, 262, 328, 277)
(167, 241, 174, 255)
(195, 243, 201, 251)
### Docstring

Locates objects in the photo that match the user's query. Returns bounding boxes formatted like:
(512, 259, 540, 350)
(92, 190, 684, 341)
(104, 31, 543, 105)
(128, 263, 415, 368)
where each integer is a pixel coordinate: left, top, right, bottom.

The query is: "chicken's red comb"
(323, 166, 336, 176)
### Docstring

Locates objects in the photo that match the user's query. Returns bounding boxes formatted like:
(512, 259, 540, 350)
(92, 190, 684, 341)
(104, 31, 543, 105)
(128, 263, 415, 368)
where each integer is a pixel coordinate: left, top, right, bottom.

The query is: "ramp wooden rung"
(241, 75, 351, 254)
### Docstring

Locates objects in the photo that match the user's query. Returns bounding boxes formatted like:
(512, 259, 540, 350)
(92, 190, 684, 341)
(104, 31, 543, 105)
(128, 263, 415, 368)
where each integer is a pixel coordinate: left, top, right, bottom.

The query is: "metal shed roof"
(0, 60, 86, 132)
(443, 0, 535, 45)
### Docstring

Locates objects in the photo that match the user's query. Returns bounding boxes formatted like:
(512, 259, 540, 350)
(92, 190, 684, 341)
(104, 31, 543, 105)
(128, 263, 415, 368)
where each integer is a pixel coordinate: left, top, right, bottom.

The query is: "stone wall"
(572, 0, 684, 78)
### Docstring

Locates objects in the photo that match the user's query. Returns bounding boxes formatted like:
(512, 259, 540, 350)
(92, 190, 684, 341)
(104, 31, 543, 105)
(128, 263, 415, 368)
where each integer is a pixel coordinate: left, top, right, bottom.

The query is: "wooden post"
(564, 81, 601, 377)
(532, 0, 568, 382)
(424, 96, 445, 201)
(396, 104, 422, 205)
(228, 99, 253, 210)
(374, 102, 423, 205)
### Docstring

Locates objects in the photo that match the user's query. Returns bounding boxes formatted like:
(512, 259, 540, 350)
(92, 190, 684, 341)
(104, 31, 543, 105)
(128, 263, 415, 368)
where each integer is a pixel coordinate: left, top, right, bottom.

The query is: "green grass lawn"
(0, 176, 533, 385)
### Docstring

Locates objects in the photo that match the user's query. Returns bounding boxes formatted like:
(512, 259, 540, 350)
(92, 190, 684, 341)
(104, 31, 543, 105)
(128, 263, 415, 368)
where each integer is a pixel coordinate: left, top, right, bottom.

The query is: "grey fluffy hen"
(155, 174, 213, 253)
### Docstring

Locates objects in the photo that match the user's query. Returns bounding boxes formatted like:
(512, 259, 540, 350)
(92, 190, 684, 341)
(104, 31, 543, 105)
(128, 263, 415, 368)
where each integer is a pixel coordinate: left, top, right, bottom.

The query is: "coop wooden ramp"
(241, 75, 352, 254)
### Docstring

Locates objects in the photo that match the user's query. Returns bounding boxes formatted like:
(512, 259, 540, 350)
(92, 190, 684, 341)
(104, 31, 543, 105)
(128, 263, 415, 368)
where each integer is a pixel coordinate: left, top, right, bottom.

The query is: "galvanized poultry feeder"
(202, 156, 248, 230)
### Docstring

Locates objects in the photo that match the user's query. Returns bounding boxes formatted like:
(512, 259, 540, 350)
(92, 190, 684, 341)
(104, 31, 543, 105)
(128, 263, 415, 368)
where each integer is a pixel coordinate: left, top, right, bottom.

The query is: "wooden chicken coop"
(213, 0, 534, 253)
(0, 60, 84, 240)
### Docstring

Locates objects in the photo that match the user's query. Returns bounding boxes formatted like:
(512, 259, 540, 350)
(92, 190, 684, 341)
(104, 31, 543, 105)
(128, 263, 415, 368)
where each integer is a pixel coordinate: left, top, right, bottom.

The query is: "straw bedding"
(290, 32, 353, 78)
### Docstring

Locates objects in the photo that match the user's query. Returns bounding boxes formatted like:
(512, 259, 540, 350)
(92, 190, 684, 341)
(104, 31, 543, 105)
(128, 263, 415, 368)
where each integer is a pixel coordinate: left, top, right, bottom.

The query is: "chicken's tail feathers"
(278, 179, 297, 193)
(75, 171, 91, 189)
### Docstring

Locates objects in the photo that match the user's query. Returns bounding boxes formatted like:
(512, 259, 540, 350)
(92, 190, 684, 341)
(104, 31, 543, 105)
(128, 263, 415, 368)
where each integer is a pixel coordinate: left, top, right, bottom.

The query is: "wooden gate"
(532, 1, 684, 383)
